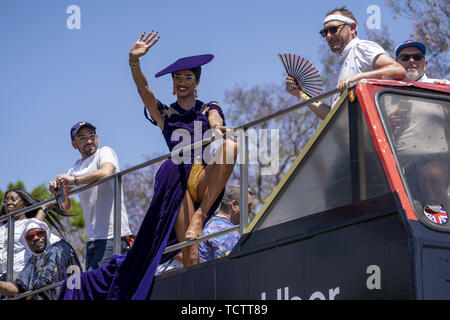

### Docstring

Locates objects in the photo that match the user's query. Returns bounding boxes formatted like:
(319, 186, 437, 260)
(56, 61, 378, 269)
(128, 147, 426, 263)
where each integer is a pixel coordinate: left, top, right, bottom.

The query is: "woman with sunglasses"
(286, 6, 405, 119)
(0, 189, 69, 279)
(59, 31, 237, 300)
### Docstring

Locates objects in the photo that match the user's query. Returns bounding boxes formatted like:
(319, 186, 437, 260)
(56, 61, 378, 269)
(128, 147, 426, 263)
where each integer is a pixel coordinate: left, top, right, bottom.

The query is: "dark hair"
(0, 189, 71, 238)
(171, 66, 202, 81)
(326, 6, 358, 35)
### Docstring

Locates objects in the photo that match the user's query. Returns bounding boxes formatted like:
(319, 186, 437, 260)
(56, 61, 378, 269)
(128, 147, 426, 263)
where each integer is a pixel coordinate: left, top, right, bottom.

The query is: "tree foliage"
(386, 0, 449, 78)
(0, 180, 85, 229)
(115, 1, 450, 229)
(122, 156, 162, 234)
(224, 83, 321, 209)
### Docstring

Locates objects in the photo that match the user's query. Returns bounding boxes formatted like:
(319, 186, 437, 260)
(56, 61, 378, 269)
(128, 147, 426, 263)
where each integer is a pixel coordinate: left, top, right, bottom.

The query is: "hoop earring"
(194, 87, 198, 98)
(172, 88, 176, 96)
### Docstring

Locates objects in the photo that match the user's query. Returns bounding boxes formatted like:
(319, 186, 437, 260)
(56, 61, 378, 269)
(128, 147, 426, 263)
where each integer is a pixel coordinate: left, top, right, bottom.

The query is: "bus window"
(378, 92, 449, 221)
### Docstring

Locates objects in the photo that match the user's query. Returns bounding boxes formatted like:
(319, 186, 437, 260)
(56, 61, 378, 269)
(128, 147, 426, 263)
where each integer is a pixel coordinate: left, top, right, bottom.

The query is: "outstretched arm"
(129, 31, 164, 129)
(55, 162, 115, 189)
(337, 53, 406, 90)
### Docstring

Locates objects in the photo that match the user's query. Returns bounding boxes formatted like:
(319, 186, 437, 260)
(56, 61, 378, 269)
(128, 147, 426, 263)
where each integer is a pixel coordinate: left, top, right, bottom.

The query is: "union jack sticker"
(423, 205, 448, 225)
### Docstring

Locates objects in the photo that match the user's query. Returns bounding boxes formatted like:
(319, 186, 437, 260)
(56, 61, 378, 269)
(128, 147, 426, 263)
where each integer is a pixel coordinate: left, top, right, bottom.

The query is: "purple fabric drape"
(59, 100, 225, 300)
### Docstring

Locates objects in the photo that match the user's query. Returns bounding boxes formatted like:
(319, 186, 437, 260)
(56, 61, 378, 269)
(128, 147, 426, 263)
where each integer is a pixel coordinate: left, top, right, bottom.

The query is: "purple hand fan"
(278, 53, 323, 98)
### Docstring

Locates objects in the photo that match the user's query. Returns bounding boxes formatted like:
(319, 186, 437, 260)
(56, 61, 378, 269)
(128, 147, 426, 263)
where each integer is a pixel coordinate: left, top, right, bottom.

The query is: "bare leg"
(185, 139, 238, 239)
(173, 139, 237, 267)
(173, 190, 197, 267)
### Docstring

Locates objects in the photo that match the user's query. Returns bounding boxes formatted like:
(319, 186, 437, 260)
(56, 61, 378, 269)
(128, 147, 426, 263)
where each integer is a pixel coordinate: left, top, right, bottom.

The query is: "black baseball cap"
(70, 121, 96, 140)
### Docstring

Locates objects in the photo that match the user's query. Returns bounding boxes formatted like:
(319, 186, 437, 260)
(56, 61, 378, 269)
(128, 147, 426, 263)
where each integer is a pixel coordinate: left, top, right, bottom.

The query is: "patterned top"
(199, 216, 240, 263)
(15, 240, 81, 300)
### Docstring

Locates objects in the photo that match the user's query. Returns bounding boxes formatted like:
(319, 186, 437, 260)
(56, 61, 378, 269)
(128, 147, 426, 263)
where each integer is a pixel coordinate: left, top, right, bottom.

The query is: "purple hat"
(395, 40, 426, 59)
(154, 54, 214, 78)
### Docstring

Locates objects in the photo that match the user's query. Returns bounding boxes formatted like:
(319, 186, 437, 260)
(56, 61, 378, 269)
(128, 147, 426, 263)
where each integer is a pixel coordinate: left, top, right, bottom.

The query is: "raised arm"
(129, 31, 164, 129)
(285, 75, 331, 120)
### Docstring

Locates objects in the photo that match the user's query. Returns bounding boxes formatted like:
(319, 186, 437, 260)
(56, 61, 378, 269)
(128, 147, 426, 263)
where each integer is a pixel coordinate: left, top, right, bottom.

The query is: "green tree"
(0, 180, 85, 229)
(1, 180, 87, 266)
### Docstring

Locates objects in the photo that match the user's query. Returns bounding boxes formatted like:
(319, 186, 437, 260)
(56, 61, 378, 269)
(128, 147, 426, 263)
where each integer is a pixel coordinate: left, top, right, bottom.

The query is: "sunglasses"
(397, 54, 424, 62)
(319, 23, 347, 37)
(2, 195, 21, 205)
(24, 229, 46, 241)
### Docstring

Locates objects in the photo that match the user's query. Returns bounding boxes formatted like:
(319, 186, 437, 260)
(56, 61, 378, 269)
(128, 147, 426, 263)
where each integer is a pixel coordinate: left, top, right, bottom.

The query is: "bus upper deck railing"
(1, 88, 341, 299)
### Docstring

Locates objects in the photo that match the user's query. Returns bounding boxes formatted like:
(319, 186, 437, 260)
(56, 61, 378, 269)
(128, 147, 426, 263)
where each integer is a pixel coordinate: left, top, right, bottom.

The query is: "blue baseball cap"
(70, 121, 96, 140)
(395, 40, 426, 59)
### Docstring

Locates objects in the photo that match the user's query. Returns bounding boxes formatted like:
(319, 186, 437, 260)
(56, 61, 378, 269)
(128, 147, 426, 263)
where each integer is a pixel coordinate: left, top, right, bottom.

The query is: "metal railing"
(1, 88, 340, 299)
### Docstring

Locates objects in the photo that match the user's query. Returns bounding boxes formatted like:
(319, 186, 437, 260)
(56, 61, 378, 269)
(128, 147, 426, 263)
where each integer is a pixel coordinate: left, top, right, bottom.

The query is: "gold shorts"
(187, 163, 206, 203)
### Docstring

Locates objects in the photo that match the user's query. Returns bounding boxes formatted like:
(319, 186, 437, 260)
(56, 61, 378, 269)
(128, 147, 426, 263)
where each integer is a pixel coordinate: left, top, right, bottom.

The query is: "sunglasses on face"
(2, 195, 21, 205)
(319, 23, 347, 37)
(24, 229, 46, 241)
(397, 54, 424, 62)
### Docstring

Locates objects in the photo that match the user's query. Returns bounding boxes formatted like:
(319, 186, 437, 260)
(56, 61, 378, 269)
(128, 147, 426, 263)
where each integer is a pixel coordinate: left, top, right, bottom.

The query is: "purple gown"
(59, 100, 225, 300)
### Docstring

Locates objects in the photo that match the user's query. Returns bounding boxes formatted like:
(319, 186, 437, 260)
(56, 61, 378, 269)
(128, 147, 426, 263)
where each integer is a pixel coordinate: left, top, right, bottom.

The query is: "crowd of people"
(1, 6, 448, 300)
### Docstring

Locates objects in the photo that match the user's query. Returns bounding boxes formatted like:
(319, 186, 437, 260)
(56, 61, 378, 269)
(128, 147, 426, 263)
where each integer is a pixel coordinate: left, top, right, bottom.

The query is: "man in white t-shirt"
(395, 40, 449, 84)
(49, 121, 132, 270)
(286, 6, 406, 119)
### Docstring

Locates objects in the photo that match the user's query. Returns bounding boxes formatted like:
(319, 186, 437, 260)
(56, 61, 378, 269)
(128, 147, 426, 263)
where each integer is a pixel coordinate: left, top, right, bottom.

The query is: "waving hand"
(129, 31, 160, 59)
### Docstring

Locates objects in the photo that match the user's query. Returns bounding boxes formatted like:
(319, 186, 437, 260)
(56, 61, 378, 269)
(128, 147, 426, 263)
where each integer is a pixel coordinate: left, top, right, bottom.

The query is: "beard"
(80, 143, 98, 158)
(404, 68, 420, 81)
(328, 39, 344, 54)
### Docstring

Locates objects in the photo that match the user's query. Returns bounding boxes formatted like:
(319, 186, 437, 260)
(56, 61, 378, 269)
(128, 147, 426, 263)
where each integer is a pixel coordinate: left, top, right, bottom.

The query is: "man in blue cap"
(395, 40, 449, 84)
(49, 122, 133, 271)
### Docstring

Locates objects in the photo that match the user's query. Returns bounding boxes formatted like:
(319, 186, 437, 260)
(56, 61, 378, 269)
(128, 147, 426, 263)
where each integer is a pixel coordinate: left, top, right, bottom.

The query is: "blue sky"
(0, 0, 414, 191)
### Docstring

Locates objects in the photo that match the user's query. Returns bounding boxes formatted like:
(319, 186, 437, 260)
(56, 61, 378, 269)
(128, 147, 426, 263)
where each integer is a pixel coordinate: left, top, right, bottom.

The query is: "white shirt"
(417, 74, 450, 84)
(69, 146, 132, 241)
(331, 37, 387, 106)
(0, 219, 28, 276)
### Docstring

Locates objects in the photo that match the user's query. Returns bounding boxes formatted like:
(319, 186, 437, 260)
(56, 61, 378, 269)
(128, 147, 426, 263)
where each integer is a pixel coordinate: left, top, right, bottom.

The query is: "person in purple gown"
(58, 31, 237, 300)
(129, 30, 237, 266)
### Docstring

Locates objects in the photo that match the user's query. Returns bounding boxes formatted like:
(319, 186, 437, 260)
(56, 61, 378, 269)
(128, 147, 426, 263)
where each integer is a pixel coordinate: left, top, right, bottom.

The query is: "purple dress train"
(59, 100, 225, 300)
